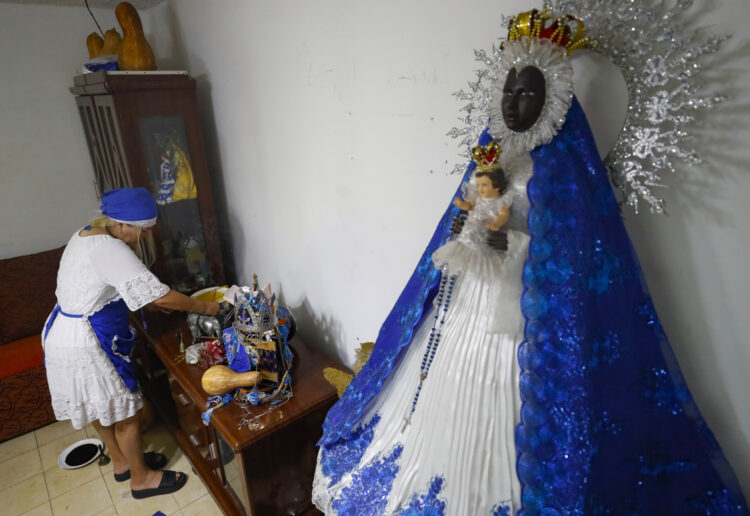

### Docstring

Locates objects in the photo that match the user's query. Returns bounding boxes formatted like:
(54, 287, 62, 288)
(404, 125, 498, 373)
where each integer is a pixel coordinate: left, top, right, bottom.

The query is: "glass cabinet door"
(138, 115, 213, 292)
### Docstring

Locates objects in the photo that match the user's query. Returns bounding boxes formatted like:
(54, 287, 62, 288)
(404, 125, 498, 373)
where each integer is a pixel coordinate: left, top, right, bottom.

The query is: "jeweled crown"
(472, 141, 503, 173)
(507, 8, 593, 55)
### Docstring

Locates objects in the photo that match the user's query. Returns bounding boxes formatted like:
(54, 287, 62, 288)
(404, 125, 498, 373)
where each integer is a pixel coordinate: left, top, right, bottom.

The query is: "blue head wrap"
(99, 187, 158, 227)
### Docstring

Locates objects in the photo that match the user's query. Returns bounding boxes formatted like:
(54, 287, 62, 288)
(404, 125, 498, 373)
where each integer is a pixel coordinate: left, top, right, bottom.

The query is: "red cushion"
(0, 246, 64, 345)
(0, 334, 44, 379)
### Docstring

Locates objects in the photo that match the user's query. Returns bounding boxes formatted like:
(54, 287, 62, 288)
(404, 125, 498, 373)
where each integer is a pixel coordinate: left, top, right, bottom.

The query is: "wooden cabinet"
(133, 312, 338, 515)
(71, 71, 225, 292)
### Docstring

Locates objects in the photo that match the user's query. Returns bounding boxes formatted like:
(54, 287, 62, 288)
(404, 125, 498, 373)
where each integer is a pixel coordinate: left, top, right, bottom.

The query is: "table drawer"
(167, 372, 220, 476)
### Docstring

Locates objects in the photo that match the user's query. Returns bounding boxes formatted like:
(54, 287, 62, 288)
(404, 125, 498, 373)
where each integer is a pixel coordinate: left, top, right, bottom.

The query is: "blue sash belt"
(44, 298, 139, 392)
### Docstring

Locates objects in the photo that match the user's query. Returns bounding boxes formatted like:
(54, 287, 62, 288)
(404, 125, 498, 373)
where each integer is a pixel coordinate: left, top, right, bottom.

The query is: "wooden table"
(132, 312, 338, 515)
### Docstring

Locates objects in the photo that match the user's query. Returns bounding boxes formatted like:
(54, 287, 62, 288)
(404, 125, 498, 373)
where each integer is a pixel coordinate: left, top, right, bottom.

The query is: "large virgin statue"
(312, 8, 749, 516)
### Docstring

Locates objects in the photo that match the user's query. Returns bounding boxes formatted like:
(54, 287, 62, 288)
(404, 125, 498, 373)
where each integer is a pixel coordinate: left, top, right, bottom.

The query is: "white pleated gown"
(314, 193, 529, 515)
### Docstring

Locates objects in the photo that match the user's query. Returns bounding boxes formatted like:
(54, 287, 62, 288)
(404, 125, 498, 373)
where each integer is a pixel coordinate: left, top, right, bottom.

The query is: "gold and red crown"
(472, 141, 503, 173)
(507, 8, 593, 55)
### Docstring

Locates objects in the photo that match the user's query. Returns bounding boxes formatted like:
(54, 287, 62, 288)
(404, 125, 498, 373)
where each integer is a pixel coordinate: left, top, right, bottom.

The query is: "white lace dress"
(42, 229, 169, 429)
(313, 184, 530, 515)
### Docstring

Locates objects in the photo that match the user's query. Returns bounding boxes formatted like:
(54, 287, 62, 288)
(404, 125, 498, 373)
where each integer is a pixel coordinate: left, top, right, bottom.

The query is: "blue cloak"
(320, 98, 748, 514)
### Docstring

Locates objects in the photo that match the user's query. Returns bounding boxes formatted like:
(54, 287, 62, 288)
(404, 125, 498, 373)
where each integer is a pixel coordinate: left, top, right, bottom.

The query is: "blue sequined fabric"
(397, 476, 447, 516)
(321, 415, 381, 487)
(515, 97, 748, 515)
(331, 445, 403, 516)
(222, 326, 252, 372)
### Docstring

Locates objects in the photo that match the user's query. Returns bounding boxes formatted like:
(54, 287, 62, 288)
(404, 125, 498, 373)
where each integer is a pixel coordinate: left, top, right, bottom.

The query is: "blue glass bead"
(521, 403, 547, 428)
(528, 175, 552, 204)
(542, 458, 564, 482)
(524, 262, 548, 287)
(554, 210, 577, 231)
(546, 258, 573, 284)
(516, 423, 530, 448)
(522, 486, 545, 512)
(520, 372, 546, 403)
(534, 433, 558, 459)
(522, 289, 549, 319)
(522, 264, 538, 288)
(517, 453, 541, 481)
(525, 320, 550, 345)
(547, 294, 572, 319)
(540, 348, 562, 372)
(530, 238, 553, 262)
(518, 343, 544, 371)
(529, 209, 554, 237)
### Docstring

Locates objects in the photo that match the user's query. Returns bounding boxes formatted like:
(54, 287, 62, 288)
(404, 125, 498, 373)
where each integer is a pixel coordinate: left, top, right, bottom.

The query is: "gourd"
(115, 1, 156, 71)
(101, 29, 122, 56)
(86, 33, 104, 59)
(201, 365, 261, 396)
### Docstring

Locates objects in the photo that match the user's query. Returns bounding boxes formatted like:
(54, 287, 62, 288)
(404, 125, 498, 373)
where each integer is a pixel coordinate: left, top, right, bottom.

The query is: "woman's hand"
(152, 289, 221, 315)
(202, 301, 221, 316)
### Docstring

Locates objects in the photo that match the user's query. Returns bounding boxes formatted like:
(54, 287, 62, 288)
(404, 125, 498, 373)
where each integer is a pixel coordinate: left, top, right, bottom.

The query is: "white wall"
(0, 3, 110, 257)
(1, 0, 747, 498)
(146, 0, 750, 496)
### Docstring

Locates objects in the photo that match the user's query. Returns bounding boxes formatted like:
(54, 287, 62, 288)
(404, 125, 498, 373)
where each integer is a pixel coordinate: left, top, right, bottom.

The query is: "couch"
(0, 246, 64, 442)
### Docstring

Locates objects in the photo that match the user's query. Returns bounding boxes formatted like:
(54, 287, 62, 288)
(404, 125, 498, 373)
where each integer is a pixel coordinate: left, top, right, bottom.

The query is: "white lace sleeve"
(89, 238, 170, 311)
(493, 191, 513, 211)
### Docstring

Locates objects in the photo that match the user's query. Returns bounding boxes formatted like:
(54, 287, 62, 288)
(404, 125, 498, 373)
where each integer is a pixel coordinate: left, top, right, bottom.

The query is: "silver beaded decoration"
(448, 0, 727, 214)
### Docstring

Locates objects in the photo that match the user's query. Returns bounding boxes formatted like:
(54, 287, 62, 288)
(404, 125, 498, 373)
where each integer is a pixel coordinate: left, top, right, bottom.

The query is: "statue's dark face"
(501, 66, 546, 132)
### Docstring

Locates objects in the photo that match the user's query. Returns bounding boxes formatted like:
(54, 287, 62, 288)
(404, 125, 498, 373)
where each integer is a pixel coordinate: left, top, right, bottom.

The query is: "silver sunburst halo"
(448, 0, 727, 213)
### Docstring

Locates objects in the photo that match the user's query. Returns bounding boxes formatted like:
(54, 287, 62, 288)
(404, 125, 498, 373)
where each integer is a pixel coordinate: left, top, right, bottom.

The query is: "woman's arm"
(150, 289, 220, 316)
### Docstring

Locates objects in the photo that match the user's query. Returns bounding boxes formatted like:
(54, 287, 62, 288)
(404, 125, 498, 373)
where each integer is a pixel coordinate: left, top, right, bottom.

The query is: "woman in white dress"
(43, 187, 219, 499)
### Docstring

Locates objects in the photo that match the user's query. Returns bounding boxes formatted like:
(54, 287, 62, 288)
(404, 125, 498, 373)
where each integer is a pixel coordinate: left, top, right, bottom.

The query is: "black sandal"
(131, 470, 187, 499)
(114, 451, 168, 482)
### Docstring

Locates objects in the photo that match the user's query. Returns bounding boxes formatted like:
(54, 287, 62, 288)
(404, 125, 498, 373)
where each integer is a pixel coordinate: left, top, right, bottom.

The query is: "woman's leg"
(114, 413, 156, 487)
(114, 413, 181, 490)
(91, 419, 129, 475)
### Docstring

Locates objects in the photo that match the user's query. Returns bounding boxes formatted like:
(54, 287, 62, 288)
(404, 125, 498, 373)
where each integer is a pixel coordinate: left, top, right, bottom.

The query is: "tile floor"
(0, 420, 224, 516)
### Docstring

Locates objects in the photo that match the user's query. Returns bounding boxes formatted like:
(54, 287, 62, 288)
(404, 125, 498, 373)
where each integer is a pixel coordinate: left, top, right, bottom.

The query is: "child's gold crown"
(472, 141, 502, 173)
(507, 8, 593, 55)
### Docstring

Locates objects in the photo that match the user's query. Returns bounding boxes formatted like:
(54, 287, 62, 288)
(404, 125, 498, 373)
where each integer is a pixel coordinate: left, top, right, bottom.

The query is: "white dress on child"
(313, 180, 530, 515)
(43, 229, 169, 429)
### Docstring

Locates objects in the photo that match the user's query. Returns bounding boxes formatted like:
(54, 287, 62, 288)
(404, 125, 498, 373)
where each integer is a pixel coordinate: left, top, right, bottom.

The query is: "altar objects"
(132, 311, 338, 514)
